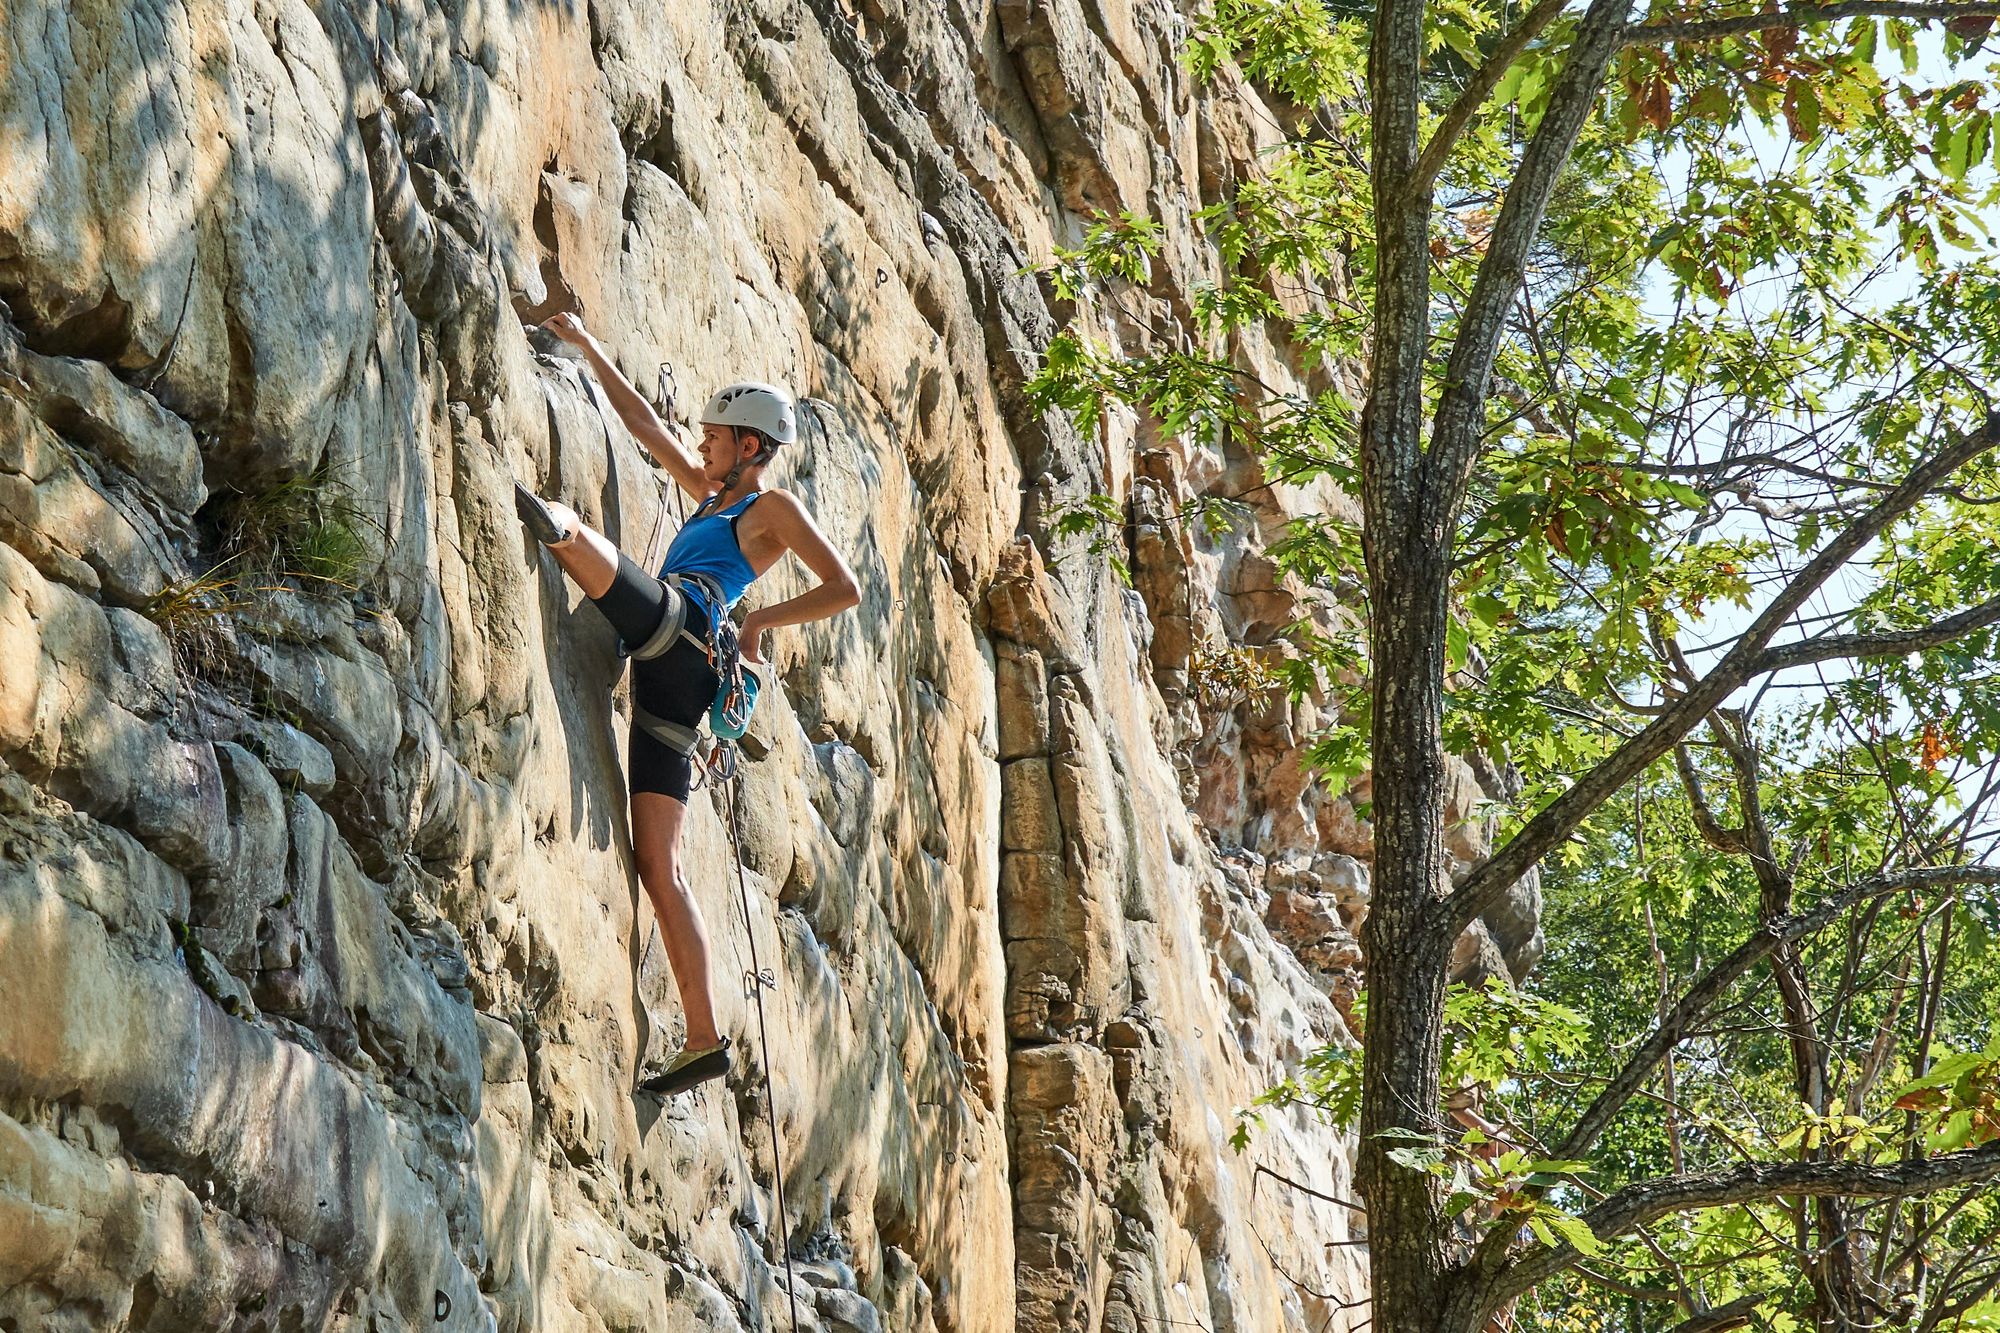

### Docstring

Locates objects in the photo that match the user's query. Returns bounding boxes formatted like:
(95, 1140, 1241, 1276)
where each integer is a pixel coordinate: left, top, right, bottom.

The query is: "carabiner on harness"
(696, 739, 738, 789)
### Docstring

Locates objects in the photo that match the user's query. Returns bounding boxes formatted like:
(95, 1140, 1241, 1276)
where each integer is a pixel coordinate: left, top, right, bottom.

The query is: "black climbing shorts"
(592, 552, 720, 803)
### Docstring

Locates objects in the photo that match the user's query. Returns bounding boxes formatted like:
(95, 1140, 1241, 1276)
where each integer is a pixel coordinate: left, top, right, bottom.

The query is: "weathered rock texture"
(0, 0, 1534, 1329)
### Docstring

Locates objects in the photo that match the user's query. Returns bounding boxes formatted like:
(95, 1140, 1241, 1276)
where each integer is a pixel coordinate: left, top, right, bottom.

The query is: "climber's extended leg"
(632, 790, 732, 1096)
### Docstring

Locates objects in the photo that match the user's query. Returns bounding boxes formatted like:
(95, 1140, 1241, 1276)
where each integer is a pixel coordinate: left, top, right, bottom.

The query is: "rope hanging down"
(704, 740, 802, 1329)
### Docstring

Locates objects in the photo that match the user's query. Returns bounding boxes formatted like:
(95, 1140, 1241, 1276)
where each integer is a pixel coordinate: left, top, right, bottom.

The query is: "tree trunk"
(1356, 919, 1458, 1330)
(1356, 509, 1461, 1329)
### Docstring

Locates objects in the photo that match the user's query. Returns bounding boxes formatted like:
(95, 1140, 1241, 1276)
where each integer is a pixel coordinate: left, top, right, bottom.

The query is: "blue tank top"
(659, 491, 762, 617)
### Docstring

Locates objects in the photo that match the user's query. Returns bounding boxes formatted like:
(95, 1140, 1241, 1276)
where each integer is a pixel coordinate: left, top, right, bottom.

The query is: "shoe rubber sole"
(638, 1040, 732, 1098)
(514, 482, 569, 545)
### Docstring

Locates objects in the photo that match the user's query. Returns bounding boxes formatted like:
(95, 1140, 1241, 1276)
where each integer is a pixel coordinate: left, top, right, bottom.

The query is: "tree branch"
(1547, 866, 2000, 1166)
(1412, 0, 1571, 193)
(1494, 1143, 2000, 1303)
(1252, 1162, 1370, 1213)
(1627, 0, 2000, 47)
(1442, 411, 2000, 938)
(1667, 1293, 1769, 1333)
(1756, 592, 2000, 675)
(1419, 0, 1632, 537)
(1674, 741, 1747, 854)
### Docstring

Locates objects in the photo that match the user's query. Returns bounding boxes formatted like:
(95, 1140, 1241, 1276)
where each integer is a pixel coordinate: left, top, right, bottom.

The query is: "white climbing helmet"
(701, 381, 797, 451)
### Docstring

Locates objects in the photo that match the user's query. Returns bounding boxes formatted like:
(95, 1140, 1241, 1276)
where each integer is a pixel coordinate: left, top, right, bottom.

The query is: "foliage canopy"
(1030, 0, 2000, 1327)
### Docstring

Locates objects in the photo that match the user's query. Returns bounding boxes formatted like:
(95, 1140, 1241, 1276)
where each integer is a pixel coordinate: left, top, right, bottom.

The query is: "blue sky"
(1626, 28, 2000, 840)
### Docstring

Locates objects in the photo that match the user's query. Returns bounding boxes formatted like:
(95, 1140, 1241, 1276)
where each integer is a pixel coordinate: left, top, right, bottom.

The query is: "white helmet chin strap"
(718, 426, 774, 495)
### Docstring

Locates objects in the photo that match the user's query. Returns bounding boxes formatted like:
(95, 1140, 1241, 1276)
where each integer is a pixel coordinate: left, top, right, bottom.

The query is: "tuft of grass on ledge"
(209, 468, 370, 592)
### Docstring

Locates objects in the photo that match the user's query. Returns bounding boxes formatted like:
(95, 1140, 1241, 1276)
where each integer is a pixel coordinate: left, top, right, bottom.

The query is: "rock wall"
(0, 0, 1529, 1329)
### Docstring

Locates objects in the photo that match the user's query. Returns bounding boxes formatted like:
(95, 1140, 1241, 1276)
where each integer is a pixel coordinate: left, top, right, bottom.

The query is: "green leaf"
(1849, 17, 1878, 63)
(1943, 120, 1976, 181)
(1386, 1145, 1452, 1177)
(1897, 1051, 1987, 1097)
(1687, 82, 1732, 121)
(1787, 83, 1822, 143)
(1447, 615, 1471, 673)
(1375, 1126, 1442, 1144)
(1661, 481, 1709, 510)
(1445, 1190, 1484, 1218)
(1886, 17, 1919, 71)
(1933, 1108, 1977, 1152)
(1521, 1158, 1595, 1175)
(1542, 1210, 1605, 1257)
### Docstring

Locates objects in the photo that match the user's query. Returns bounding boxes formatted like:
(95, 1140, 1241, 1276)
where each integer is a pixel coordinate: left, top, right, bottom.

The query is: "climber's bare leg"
(544, 521, 620, 599)
(631, 791, 722, 1051)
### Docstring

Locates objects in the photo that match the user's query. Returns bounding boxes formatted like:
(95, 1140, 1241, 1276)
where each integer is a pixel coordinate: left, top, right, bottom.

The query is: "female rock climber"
(515, 311, 860, 1097)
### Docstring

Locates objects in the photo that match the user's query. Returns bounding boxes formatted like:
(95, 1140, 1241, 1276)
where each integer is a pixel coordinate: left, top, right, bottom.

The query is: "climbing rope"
(710, 737, 803, 1330)
(655, 361, 689, 532)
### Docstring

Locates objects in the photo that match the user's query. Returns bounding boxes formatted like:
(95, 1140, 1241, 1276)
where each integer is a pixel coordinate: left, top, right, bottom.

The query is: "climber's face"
(697, 422, 763, 481)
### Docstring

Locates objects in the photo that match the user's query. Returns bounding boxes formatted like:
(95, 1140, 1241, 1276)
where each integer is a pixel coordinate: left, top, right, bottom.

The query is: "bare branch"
(1757, 592, 2000, 675)
(1674, 742, 1747, 854)
(1667, 1293, 1768, 1333)
(1494, 1142, 2000, 1303)
(1444, 412, 2000, 938)
(1251, 1162, 1370, 1214)
(1627, 0, 2000, 47)
(1413, 0, 1571, 193)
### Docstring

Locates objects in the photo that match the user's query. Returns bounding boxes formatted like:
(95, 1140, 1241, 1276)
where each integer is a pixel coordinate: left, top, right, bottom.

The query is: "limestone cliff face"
(0, 1, 1527, 1329)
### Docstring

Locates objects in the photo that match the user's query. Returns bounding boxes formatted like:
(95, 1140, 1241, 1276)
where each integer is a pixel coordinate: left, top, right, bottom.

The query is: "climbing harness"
(624, 364, 764, 752)
(620, 562, 761, 755)
(716, 738, 802, 1329)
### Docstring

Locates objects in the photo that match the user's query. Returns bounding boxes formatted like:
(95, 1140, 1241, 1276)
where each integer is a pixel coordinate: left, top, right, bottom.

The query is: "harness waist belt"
(625, 573, 718, 662)
(626, 570, 734, 757)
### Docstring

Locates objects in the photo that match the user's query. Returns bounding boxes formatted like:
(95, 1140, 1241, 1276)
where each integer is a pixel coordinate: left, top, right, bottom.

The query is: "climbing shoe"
(513, 482, 572, 545)
(638, 1037, 732, 1098)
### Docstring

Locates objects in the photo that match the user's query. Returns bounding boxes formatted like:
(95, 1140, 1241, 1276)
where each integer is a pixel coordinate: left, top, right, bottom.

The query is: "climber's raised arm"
(737, 491, 861, 665)
(540, 312, 708, 499)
